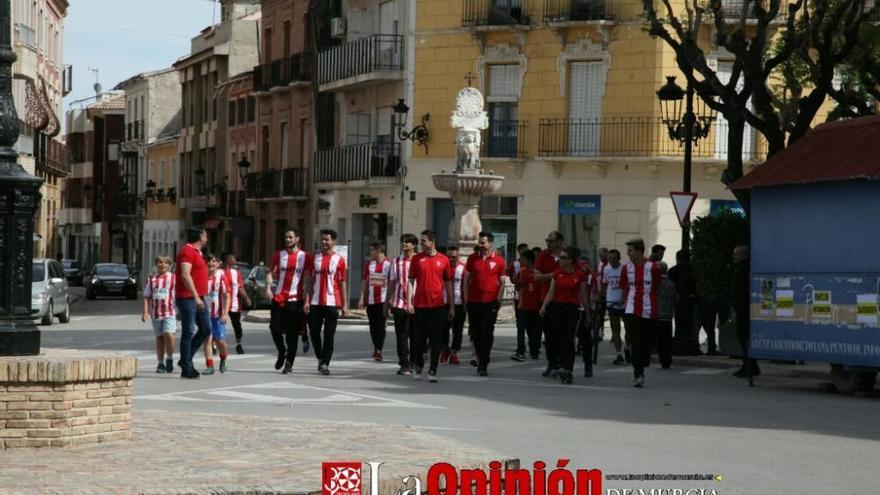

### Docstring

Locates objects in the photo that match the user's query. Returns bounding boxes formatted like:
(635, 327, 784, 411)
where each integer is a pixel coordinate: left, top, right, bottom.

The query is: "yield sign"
(670, 191, 698, 227)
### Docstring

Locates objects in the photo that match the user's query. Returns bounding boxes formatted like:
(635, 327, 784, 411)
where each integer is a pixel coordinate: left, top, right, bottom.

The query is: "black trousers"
(443, 304, 466, 352)
(519, 309, 542, 358)
(392, 308, 413, 368)
(366, 304, 387, 351)
(734, 304, 758, 371)
(270, 300, 303, 363)
(700, 301, 729, 354)
(467, 301, 500, 370)
(654, 319, 673, 368)
(414, 306, 447, 373)
(551, 303, 582, 373)
(308, 305, 339, 366)
(623, 314, 655, 378)
(229, 311, 243, 341)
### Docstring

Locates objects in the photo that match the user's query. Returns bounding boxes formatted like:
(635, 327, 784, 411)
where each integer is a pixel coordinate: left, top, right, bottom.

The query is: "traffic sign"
(670, 191, 698, 227)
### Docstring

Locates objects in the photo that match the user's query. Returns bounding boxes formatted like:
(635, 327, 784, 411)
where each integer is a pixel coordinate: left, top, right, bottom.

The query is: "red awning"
(731, 115, 880, 190)
(204, 218, 223, 230)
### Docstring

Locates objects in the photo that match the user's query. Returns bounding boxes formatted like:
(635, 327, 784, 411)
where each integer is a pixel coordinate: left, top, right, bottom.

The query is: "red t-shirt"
(175, 243, 207, 298)
(310, 252, 348, 307)
(551, 268, 589, 306)
(408, 252, 451, 309)
(535, 249, 561, 298)
(518, 268, 542, 312)
(465, 251, 506, 303)
(620, 260, 662, 319)
(270, 248, 311, 303)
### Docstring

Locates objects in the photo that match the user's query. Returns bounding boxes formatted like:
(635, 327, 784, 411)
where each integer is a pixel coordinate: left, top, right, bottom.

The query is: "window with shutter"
(488, 64, 519, 102)
(567, 61, 604, 156)
(346, 113, 371, 145)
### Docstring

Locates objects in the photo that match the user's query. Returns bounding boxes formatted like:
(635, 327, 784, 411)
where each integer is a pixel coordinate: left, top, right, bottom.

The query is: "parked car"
(234, 261, 251, 283)
(85, 263, 138, 300)
(61, 259, 84, 286)
(32, 258, 71, 326)
(245, 264, 271, 309)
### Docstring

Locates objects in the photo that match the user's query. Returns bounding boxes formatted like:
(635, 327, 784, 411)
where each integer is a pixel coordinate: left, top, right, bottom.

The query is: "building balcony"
(125, 120, 144, 142)
(317, 35, 404, 92)
(246, 168, 308, 200)
(462, 0, 534, 27)
(542, 0, 616, 23)
(537, 117, 765, 161)
(712, 0, 791, 22)
(314, 142, 400, 185)
(483, 120, 528, 159)
(253, 53, 312, 93)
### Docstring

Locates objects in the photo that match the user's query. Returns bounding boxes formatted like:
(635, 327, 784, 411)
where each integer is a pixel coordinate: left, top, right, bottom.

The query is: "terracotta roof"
(732, 115, 880, 189)
(88, 94, 125, 111)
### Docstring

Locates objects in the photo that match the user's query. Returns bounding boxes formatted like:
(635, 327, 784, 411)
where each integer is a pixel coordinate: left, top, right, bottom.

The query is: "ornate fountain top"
(450, 87, 489, 174)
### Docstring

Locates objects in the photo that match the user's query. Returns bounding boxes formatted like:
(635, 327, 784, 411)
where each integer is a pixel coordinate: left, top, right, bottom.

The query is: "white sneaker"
(428, 372, 438, 383)
(634, 374, 645, 388)
(414, 368, 422, 380)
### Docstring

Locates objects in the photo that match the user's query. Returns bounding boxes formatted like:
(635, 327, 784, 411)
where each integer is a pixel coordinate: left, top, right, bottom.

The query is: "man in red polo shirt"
(175, 227, 212, 379)
(464, 232, 506, 376)
(534, 230, 564, 377)
(407, 229, 454, 383)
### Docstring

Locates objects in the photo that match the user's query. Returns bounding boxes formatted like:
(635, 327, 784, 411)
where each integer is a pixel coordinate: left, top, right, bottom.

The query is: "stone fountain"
(432, 87, 505, 255)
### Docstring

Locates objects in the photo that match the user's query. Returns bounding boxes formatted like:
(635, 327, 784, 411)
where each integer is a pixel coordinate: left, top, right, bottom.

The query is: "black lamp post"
(238, 154, 250, 184)
(656, 75, 715, 253)
(0, 0, 44, 356)
(391, 99, 430, 243)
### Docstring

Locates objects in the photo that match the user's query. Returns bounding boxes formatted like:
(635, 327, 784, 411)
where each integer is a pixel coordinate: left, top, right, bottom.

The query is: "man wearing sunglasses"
(534, 231, 565, 377)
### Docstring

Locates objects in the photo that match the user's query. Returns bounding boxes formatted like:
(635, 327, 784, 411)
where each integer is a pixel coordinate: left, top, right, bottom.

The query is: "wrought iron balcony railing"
(463, 0, 533, 26)
(314, 142, 400, 183)
(317, 35, 403, 86)
(253, 53, 313, 92)
(543, 0, 615, 22)
(246, 168, 308, 199)
(483, 120, 528, 158)
(537, 117, 764, 160)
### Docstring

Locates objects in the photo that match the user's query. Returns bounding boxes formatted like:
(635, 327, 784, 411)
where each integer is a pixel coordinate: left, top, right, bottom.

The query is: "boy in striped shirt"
(358, 242, 392, 362)
(619, 238, 663, 388)
(142, 256, 177, 374)
(304, 229, 349, 375)
(388, 233, 418, 375)
(203, 254, 231, 374)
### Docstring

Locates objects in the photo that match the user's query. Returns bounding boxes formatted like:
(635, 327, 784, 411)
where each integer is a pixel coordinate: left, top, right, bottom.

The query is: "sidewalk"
(0, 410, 511, 495)
(667, 353, 831, 380)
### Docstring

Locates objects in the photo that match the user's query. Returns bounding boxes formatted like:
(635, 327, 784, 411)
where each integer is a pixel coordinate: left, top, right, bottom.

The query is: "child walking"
(142, 256, 177, 373)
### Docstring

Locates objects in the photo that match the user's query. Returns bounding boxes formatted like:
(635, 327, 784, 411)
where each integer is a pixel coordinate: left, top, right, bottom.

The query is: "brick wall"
(0, 351, 137, 449)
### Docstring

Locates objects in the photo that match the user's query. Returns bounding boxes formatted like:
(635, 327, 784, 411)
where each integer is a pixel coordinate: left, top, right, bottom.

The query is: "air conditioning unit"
(330, 17, 347, 38)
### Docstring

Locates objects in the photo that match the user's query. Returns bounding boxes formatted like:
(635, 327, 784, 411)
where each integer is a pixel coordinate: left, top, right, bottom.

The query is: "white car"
(32, 258, 71, 325)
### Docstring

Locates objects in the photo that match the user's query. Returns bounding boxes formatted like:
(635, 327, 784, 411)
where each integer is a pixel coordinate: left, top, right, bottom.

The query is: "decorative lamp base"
(0, 321, 41, 356)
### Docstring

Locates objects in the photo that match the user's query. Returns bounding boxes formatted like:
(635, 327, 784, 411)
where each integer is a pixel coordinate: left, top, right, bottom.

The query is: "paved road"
(33, 289, 880, 494)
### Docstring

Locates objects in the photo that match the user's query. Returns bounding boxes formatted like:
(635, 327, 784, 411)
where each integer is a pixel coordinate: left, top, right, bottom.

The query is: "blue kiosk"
(732, 115, 880, 392)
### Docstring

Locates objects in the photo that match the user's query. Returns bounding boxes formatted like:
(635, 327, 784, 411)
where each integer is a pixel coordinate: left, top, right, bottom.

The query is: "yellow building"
(312, 1, 837, 263)
(142, 132, 184, 268)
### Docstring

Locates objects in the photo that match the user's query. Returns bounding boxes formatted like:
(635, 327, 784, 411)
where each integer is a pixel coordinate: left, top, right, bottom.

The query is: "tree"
(643, 0, 877, 212)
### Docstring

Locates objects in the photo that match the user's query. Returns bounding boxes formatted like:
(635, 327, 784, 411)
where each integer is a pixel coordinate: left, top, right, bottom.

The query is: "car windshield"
(62, 260, 79, 269)
(96, 265, 130, 277)
(32, 263, 46, 282)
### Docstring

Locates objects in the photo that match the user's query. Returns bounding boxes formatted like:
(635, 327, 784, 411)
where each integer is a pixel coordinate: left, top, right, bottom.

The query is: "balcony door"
(379, 1, 401, 68)
(487, 64, 520, 158)
(568, 61, 603, 157)
(715, 61, 756, 160)
(490, 0, 524, 24)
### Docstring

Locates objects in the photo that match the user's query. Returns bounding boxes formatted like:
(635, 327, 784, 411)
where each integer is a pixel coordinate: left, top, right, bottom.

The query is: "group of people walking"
(142, 225, 757, 386)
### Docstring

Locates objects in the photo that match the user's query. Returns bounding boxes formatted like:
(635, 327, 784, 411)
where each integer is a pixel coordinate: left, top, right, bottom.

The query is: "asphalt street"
(36, 288, 880, 494)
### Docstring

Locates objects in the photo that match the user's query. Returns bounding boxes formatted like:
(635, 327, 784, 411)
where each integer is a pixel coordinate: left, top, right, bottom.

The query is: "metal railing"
(317, 34, 403, 86)
(543, 0, 615, 22)
(537, 117, 765, 160)
(314, 142, 400, 183)
(463, 0, 533, 26)
(483, 120, 528, 158)
(712, 0, 791, 21)
(253, 53, 313, 92)
(246, 168, 307, 198)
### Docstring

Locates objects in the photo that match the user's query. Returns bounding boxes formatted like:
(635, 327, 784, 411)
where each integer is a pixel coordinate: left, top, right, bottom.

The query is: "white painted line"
(680, 368, 726, 375)
(207, 390, 363, 404)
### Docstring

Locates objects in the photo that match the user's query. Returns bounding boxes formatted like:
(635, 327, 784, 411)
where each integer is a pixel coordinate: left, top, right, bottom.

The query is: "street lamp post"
(392, 99, 430, 246)
(0, 0, 44, 356)
(656, 76, 715, 253)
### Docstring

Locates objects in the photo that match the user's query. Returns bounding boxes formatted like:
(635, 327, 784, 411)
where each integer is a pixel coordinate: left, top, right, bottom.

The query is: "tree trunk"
(721, 115, 752, 216)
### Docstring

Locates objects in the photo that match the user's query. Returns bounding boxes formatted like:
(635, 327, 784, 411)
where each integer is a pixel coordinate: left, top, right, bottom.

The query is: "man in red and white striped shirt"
(388, 233, 418, 375)
(441, 245, 467, 365)
(358, 242, 392, 362)
(142, 255, 176, 374)
(223, 253, 251, 355)
(304, 229, 349, 376)
(619, 238, 663, 388)
(266, 228, 312, 374)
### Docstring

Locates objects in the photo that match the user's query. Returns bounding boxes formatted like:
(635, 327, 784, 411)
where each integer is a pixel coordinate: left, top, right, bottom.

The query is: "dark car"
(61, 259, 84, 286)
(245, 264, 271, 309)
(85, 263, 138, 300)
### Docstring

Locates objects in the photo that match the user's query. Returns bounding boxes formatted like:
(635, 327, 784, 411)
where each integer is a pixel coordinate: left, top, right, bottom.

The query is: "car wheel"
(41, 300, 53, 326)
(58, 299, 71, 323)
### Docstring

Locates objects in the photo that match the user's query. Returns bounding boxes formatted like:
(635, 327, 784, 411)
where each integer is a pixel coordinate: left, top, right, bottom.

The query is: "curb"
(670, 355, 831, 380)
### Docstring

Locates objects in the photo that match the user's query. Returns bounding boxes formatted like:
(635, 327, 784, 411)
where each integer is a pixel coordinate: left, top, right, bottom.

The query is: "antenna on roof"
(87, 67, 101, 98)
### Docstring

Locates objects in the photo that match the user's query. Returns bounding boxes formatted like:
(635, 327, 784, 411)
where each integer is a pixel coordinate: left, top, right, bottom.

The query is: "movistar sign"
(558, 195, 601, 215)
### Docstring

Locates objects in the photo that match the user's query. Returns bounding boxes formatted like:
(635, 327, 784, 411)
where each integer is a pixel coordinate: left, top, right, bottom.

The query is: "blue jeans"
(177, 298, 211, 373)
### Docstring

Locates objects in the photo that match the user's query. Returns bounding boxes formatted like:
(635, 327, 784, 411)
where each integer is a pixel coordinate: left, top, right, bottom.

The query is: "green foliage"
(691, 211, 750, 304)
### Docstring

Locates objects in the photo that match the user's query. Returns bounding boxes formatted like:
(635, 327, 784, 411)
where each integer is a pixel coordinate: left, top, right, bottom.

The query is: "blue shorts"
(210, 318, 226, 340)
